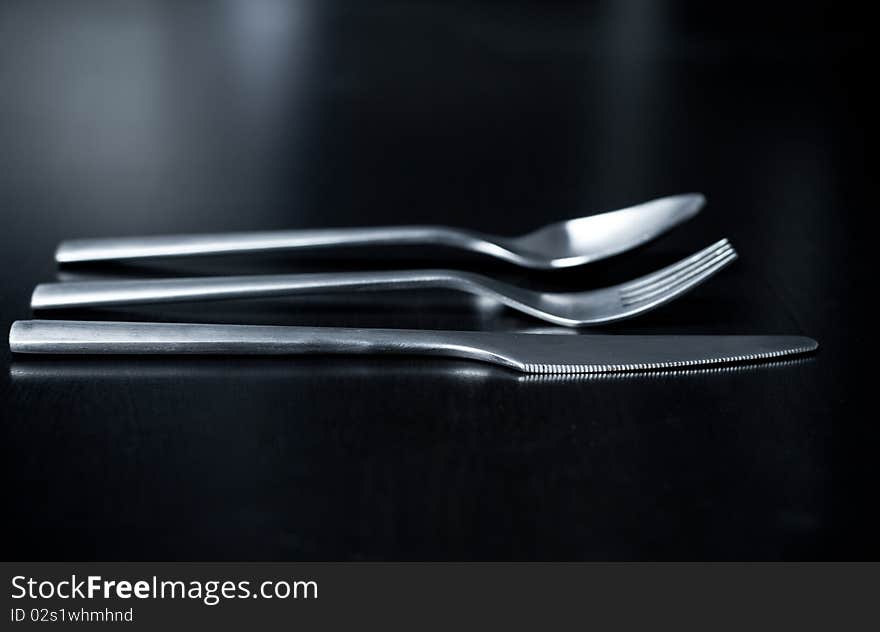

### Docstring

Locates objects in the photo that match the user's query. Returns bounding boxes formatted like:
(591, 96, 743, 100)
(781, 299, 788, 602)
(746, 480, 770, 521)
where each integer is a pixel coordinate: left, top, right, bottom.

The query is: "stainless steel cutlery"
(32, 239, 737, 327)
(9, 192, 818, 372)
(53, 193, 704, 269)
(8, 320, 818, 374)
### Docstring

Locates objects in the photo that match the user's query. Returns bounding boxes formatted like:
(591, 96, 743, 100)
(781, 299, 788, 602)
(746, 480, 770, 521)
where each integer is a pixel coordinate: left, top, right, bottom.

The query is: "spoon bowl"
(499, 193, 705, 268)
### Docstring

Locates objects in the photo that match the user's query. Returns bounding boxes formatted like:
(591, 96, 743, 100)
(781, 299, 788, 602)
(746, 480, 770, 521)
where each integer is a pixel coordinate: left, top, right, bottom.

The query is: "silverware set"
(9, 194, 818, 373)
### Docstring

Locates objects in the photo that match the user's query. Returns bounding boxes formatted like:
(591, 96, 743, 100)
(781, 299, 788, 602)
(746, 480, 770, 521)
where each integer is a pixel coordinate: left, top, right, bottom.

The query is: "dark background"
(0, 1, 871, 560)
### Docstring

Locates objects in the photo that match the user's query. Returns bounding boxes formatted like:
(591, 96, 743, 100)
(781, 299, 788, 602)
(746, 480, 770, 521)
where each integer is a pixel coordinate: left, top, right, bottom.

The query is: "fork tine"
(618, 239, 732, 294)
(620, 246, 735, 302)
(621, 247, 737, 305)
(640, 249, 738, 306)
(620, 249, 737, 308)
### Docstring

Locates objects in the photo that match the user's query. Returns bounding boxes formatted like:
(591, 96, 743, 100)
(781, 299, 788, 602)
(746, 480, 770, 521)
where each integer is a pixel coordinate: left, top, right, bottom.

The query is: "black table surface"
(0, 1, 872, 560)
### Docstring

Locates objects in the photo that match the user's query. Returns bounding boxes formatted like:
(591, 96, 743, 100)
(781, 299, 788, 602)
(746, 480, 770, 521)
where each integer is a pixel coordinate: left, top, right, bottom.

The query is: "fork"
(53, 193, 704, 269)
(32, 239, 737, 326)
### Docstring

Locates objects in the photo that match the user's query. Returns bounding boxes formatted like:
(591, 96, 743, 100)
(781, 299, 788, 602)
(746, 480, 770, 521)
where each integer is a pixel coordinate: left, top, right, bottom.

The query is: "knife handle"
(8, 319, 521, 370)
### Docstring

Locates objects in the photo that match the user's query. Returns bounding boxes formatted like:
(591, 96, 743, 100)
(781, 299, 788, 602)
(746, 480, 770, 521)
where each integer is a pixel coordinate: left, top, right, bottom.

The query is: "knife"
(8, 320, 818, 374)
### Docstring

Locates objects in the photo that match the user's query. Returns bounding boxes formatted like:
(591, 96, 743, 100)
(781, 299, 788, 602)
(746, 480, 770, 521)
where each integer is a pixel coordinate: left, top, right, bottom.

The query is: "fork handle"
(54, 226, 478, 263)
(31, 270, 492, 310)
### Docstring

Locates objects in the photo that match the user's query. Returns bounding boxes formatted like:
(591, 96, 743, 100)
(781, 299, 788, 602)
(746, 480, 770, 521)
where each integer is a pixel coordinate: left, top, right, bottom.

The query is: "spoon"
(54, 193, 705, 269)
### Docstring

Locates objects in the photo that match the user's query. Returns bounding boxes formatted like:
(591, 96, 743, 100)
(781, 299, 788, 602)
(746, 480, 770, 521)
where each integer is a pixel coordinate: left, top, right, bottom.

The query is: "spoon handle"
(54, 226, 476, 264)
